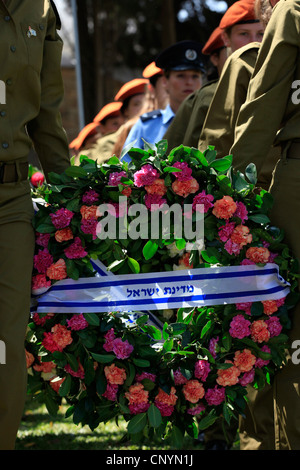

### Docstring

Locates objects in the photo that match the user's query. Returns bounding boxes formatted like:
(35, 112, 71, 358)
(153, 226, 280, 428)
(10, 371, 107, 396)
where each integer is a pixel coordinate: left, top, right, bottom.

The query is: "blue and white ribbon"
(32, 262, 290, 314)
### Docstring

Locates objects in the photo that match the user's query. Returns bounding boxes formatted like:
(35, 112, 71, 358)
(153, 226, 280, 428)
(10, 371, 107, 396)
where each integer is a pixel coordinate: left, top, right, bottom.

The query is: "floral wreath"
(26, 142, 299, 448)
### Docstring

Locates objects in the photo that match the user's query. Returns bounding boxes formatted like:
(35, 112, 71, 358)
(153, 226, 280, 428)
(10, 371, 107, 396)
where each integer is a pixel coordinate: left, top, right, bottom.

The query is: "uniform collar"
(162, 103, 175, 125)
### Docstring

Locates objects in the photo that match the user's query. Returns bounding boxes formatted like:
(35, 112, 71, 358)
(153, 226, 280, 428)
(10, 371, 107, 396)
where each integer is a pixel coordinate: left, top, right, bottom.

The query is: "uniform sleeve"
(198, 48, 258, 158)
(121, 119, 145, 162)
(26, 2, 70, 179)
(231, 1, 300, 175)
(163, 92, 198, 150)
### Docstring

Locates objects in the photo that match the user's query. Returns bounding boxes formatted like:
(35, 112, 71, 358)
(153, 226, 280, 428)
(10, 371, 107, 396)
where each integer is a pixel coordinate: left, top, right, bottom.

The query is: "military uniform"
(231, 0, 300, 450)
(198, 43, 281, 190)
(164, 80, 219, 151)
(0, 0, 70, 449)
(79, 126, 123, 164)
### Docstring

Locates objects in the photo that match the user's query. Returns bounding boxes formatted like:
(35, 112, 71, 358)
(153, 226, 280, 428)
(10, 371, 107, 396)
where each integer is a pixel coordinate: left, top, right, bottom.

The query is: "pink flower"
(34, 249, 53, 274)
(255, 346, 271, 368)
(218, 221, 235, 242)
(134, 164, 159, 187)
(239, 369, 255, 386)
(236, 302, 252, 315)
(65, 362, 85, 379)
(82, 189, 99, 204)
(50, 208, 74, 229)
(187, 403, 206, 415)
(229, 315, 251, 339)
(233, 201, 248, 223)
(42, 332, 61, 353)
(109, 171, 127, 186)
(81, 218, 98, 239)
(194, 360, 210, 382)
(192, 190, 214, 213)
(36, 232, 51, 248)
(205, 386, 225, 406)
(107, 201, 127, 218)
(32, 312, 54, 326)
(265, 316, 282, 337)
(112, 338, 134, 359)
(135, 372, 156, 383)
(103, 328, 116, 352)
(144, 193, 167, 211)
(224, 238, 242, 255)
(129, 403, 150, 414)
(154, 402, 174, 417)
(173, 369, 188, 385)
(276, 297, 286, 308)
(66, 314, 89, 331)
(209, 337, 219, 358)
(173, 161, 193, 181)
(64, 237, 88, 259)
(103, 383, 118, 401)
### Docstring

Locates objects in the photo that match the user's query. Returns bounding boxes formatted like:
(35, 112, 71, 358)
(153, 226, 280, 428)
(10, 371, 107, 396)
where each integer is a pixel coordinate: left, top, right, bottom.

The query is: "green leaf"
(128, 257, 140, 273)
(209, 155, 232, 172)
(65, 166, 88, 178)
(132, 358, 150, 368)
(91, 353, 115, 363)
(143, 240, 158, 260)
(245, 163, 257, 184)
(147, 404, 162, 428)
(249, 214, 270, 225)
(84, 313, 100, 326)
(198, 410, 218, 430)
(59, 374, 72, 397)
(127, 412, 147, 434)
(170, 426, 184, 448)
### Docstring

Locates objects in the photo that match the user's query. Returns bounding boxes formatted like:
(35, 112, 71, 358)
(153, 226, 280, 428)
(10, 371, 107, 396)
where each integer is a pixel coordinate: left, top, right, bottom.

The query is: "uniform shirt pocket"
(21, 21, 47, 74)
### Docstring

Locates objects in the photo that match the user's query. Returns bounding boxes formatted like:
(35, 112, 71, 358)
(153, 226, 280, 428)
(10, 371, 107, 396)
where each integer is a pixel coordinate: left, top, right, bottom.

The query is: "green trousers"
(240, 157, 300, 450)
(0, 180, 35, 450)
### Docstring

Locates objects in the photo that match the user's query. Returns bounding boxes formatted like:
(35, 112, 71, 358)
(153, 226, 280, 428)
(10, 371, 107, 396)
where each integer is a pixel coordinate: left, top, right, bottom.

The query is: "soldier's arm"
(27, 1, 70, 179)
(231, 0, 300, 175)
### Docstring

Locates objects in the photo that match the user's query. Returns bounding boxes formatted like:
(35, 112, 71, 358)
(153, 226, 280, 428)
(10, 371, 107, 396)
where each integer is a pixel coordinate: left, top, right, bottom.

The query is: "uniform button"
(6, 79, 12, 86)
(10, 45, 16, 53)
(4, 15, 11, 21)
(2, 142, 9, 149)
(39, 24, 44, 30)
(0, 111, 6, 117)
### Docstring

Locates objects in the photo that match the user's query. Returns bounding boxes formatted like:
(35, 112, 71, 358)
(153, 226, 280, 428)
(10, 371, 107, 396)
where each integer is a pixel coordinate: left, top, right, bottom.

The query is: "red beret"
(69, 122, 99, 151)
(93, 101, 123, 123)
(219, 0, 259, 30)
(114, 78, 149, 101)
(142, 61, 163, 79)
(202, 27, 225, 55)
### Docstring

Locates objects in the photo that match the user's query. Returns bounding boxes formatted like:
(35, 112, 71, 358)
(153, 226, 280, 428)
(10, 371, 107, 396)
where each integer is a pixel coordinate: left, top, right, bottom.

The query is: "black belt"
(0, 162, 28, 183)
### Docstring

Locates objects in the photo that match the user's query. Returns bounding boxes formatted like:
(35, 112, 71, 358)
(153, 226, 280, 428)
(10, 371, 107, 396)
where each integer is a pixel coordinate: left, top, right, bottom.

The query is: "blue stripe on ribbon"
(48, 267, 280, 292)
(37, 284, 286, 310)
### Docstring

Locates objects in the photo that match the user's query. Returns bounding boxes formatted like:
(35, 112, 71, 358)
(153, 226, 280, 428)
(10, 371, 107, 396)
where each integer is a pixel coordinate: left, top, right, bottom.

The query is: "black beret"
(155, 40, 206, 73)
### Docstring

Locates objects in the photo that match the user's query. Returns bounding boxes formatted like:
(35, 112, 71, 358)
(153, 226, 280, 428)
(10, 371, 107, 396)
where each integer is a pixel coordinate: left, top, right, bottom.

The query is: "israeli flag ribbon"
(32, 262, 290, 315)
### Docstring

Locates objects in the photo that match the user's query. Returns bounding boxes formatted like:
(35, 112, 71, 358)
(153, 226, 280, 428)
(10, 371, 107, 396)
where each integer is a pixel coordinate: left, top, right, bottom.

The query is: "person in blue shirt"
(121, 40, 206, 162)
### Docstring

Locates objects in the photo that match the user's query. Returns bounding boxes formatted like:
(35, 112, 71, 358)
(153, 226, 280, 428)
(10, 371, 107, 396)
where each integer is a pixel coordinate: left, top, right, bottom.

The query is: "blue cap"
(155, 40, 206, 73)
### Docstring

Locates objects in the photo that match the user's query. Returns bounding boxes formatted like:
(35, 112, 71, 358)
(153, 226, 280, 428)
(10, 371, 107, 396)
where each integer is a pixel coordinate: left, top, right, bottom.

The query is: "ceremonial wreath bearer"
(0, 0, 70, 450)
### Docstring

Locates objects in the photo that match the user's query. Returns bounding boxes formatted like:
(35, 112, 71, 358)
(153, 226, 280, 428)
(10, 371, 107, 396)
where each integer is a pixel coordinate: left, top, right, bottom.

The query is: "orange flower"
(46, 258, 67, 280)
(125, 383, 149, 404)
(145, 178, 167, 196)
(104, 363, 127, 385)
(216, 361, 240, 386)
(25, 350, 35, 368)
(55, 227, 74, 243)
(250, 320, 270, 343)
(230, 225, 252, 247)
(179, 252, 193, 268)
(262, 300, 278, 315)
(182, 380, 205, 403)
(233, 349, 256, 372)
(33, 359, 56, 373)
(246, 247, 270, 264)
(171, 177, 199, 197)
(80, 205, 98, 220)
(51, 324, 73, 350)
(212, 196, 237, 219)
(155, 386, 178, 406)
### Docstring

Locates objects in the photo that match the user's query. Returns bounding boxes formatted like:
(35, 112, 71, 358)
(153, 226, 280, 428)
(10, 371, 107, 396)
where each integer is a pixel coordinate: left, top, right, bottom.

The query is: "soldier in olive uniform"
(231, 0, 300, 450)
(0, 0, 70, 449)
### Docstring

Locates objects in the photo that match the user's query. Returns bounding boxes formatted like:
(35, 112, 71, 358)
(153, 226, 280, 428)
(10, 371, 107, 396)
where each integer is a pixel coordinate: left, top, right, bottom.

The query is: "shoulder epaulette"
(50, 0, 61, 30)
(140, 109, 162, 122)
